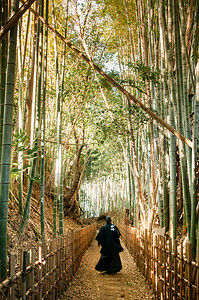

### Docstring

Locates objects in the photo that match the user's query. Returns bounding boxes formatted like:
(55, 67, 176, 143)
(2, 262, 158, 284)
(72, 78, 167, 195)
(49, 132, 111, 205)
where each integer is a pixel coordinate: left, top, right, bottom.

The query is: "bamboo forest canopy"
(0, 0, 198, 279)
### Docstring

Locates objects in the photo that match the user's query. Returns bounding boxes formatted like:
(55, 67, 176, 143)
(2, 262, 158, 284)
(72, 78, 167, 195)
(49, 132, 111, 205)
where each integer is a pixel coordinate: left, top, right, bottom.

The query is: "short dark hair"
(106, 215, 111, 223)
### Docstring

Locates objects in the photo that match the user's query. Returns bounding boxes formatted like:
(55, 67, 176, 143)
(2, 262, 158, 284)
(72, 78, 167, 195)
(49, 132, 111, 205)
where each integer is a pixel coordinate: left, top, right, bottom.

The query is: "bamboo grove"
(0, 0, 198, 280)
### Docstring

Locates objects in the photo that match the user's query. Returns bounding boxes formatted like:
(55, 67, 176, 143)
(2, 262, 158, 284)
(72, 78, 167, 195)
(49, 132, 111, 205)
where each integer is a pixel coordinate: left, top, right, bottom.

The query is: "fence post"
(53, 238, 58, 299)
(163, 236, 167, 300)
(157, 235, 160, 298)
(168, 238, 172, 300)
(42, 242, 47, 298)
(60, 237, 64, 295)
(37, 242, 42, 299)
(186, 242, 192, 300)
(51, 239, 56, 300)
(152, 234, 156, 296)
(64, 236, 68, 285)
(71, 229, 75, 275)
(9, 253, 15, 300)
(148, 232, 152, 288)
(49, 240, 53, 299)
(19, 248, 23, 296)
(144, 229, 147, 279)
(22, 251, 27, 300)
(57, 237, 61, 296)
(159, 236, 163, 299)
(27, 252, 30, 296)
(30, 249, 35, 300)
(174, 240, 178, 299)
(180, 242, 184, 299)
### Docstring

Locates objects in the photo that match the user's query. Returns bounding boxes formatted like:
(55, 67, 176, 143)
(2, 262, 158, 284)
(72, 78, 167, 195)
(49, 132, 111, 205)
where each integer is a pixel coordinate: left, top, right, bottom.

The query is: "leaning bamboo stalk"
(18, 0, 193, 149)
(0, 0, 36, 40)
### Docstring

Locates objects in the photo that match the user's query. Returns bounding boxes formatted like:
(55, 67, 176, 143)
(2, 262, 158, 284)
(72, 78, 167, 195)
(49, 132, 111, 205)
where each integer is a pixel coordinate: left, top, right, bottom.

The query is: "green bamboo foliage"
(0, 0, 19, 280)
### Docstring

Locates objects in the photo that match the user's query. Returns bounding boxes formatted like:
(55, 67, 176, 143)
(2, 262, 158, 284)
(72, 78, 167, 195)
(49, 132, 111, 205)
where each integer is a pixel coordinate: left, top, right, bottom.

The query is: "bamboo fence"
(119, 223, 199, 300)
(0, 223, 97, 299)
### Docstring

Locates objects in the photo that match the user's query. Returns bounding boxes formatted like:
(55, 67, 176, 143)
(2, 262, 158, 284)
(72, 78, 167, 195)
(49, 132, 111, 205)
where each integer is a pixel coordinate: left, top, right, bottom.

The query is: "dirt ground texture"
(61, 239, 155, 300)
(7, 184, 82, 255)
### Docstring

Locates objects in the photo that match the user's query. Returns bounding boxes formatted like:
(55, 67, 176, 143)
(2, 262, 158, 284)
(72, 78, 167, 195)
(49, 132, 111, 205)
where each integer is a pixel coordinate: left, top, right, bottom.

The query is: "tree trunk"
(64, 144, 84, 210)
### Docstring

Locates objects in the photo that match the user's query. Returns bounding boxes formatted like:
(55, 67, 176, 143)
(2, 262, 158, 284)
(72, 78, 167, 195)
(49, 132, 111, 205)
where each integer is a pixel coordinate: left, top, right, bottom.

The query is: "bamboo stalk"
(0, 0, 36, 40)
(0, 0, 19, 280)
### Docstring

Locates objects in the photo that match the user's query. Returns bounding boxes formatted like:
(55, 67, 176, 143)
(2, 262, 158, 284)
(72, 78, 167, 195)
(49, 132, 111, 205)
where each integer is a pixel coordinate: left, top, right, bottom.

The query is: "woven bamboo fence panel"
(0, 223, 97, 299)
(119, 223, 199, 300)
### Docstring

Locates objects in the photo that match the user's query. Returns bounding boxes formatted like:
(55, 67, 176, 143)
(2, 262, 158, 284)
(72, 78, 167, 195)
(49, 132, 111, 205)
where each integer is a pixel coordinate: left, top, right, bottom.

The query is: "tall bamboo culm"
(0, 0, 8, 162)
(0, 0, 19, 280)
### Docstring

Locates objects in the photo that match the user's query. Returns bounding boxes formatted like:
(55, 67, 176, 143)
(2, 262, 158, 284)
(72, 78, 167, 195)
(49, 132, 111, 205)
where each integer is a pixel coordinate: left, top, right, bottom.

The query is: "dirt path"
(61, 239, 155, 300)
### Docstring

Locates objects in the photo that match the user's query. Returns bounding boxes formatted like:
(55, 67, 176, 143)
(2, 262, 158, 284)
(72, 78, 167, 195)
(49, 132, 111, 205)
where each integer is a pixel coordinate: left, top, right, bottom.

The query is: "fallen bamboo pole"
(0, 0, 36, 40)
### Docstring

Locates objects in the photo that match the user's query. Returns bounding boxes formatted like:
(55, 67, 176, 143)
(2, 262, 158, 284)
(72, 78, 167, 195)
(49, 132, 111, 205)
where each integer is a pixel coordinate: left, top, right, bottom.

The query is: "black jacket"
(96, 223, 123, 256)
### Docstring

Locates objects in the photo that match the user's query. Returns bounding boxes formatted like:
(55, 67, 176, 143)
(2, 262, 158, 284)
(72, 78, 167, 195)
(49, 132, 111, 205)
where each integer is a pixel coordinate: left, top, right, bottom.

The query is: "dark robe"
(95, 223, 123, 274)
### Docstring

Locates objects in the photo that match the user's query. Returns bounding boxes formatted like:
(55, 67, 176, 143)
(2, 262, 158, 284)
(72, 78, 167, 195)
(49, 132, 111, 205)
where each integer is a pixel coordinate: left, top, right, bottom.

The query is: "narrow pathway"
(61, 239, 155, 299)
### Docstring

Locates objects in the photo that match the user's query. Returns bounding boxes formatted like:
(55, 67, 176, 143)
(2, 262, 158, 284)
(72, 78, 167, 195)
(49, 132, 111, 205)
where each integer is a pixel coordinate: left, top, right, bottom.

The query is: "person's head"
(106, 215, 111, 223)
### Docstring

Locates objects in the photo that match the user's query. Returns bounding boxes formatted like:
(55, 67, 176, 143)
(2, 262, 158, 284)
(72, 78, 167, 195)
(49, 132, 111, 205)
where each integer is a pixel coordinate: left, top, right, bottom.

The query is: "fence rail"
(0, 223, 97, 300)
(119, 223, 199, 300)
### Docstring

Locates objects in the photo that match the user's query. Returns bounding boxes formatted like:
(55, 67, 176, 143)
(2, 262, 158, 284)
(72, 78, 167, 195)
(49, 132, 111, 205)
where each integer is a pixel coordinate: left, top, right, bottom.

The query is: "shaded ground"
(7, 184, 81, 255)
(61, 238, 155, 300)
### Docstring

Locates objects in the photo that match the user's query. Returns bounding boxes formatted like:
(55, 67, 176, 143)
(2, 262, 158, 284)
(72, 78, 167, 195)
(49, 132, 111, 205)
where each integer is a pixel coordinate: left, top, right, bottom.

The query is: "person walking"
(95, 215, 123, 274)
